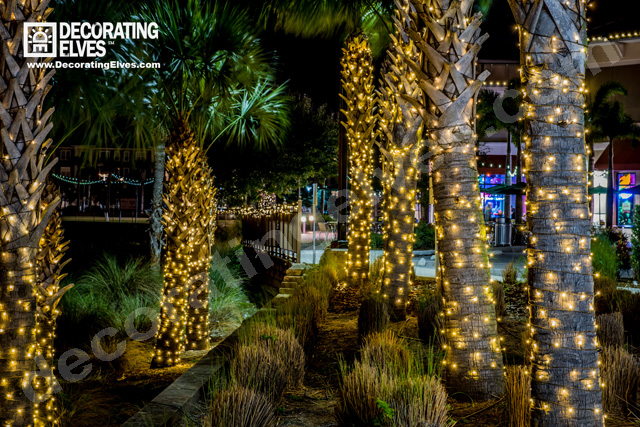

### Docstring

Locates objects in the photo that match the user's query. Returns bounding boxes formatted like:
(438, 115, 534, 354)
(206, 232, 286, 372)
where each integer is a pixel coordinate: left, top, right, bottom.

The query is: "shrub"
(601, 345, 640, 416)
(210, 386, 276, 427)
(57, 254, 162, 372)
(370, 232, 384, 249)
(360, 331, 413, 376)
(414, 221, 435, 250)
(591, 234, 618, 280)
(357, 294, 390, 343)
(417, 292, 444, 346)
(596, 312, 624, 348)
(231, 342, 288, 403)
(209, 255, 256, 336)
(505, 366, 531, 427)
(492, 281, 506, 319)
(616, 291, 640, 347)
(594, 279, 618, 315)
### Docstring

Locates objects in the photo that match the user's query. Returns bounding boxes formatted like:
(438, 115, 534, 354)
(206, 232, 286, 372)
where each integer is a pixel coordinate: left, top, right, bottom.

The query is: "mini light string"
(52, 173, 154, 186)
(340, 31, 377, 288)
(509, 0, 604, 421)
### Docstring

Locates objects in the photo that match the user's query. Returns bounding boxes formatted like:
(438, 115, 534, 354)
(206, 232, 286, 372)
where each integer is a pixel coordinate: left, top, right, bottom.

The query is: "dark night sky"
(261, 0, 640, 110)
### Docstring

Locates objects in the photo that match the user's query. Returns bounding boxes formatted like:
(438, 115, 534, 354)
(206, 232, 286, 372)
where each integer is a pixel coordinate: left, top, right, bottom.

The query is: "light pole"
(312, 182, 317, 264)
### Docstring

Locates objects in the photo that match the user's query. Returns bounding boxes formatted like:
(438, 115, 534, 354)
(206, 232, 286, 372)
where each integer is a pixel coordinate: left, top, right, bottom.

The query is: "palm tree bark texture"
(185, 150, 216, 351)
(377, 25, 423, 320)
(508, 0, 604, 424)
(340, 31, 376, 291)
(35, 181, 72, 424)
(0, 1, 63, 425)
(152, 118, 204, 368)
(396, 0, 505, 399)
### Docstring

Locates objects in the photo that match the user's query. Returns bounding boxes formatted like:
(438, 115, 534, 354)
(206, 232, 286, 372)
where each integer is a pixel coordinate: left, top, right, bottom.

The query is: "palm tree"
(586, 82, 640, 228)
(397, 0, 504, 399)
(377, 23, 423, 320)
(340, 32, 377, 291)
(507, 0, 604, 424)
(0, 2, 63, 426)
(137, 0, 289, 366)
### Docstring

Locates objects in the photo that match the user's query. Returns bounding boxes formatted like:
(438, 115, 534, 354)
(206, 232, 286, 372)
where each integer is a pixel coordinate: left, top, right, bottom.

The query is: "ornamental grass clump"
(596, 312, 624, 348)
(601, 345, 640, 416)
(360, 331, 413, 376)
(417, 291, 444, 346)
(492, 281, 506, 319)
(357, 294, 390, 343)
(337, 330, 452, 426)
(505, 366, 531, 427)
(210, 386, 276, 427)
(239, 324, 305, 390)
(390, 375, 451, 427)
(231, 342, 288, 404)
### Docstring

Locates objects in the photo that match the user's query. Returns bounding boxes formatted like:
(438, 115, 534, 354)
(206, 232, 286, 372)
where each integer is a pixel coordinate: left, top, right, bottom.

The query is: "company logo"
(23, 22, 158, 59)
(24, 23, 57, 58)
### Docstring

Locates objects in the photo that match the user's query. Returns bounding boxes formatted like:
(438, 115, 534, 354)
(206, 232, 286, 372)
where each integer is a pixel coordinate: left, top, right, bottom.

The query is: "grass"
(601, 345, 640, 416)
(596, 312, 624, 348)
(416, 290, 444, 347)
(57, 253, 162, 366)
(337, 333, 452, 427)
(492, 281, 506, 319)
(209, 254, 256, 337)
(505, 366, 531, 427)
(210, 386, 276, 427)
(357, 294, 390, 343)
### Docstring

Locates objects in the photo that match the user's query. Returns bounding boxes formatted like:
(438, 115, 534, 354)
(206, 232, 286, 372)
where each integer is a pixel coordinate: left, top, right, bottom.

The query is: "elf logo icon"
(24, 23, 57, 58)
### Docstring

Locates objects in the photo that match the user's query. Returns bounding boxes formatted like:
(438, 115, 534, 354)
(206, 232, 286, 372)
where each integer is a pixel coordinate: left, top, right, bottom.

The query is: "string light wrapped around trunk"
(394, 0, 505, 399)
(152, 118, 205, 368)
(340, 31, 377, 292)
(0, 2, 64, 425)
(507, 0, 604, 424)
(377, 12, 424, 321)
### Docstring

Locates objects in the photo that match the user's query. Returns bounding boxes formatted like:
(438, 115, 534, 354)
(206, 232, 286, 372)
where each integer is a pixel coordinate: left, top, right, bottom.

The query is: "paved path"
(300, 244, 528, 281)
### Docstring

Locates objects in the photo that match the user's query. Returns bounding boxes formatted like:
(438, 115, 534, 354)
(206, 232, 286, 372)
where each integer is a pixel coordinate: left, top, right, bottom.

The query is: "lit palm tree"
(0, 2, 63, 426)
(508, 0, 604, 424)
(137, 0, 289, 366)
(340, 32, 377, 291)
(397, 0, 505, 399)
(377, 24, 423, 321)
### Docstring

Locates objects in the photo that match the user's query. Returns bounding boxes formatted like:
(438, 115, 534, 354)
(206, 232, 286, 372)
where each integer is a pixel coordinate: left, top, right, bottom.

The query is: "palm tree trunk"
(36, 181, 72, 424)
(152, 118, 199, 368)
(398, 0, 505, 399)
(378, 33, 423, 321)
(0, 2, 62, 425)
(508, 0, 604, 424)
(515, 132, 524, 224)
(606, 139, 614, 228)
(185, 151, 216, 351)
(341, 32, 376, 291)
(149, 142, 166, 266)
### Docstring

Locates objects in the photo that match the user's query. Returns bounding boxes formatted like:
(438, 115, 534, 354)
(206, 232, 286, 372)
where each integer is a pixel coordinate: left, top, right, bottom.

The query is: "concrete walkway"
(300, 244, 528, 281)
